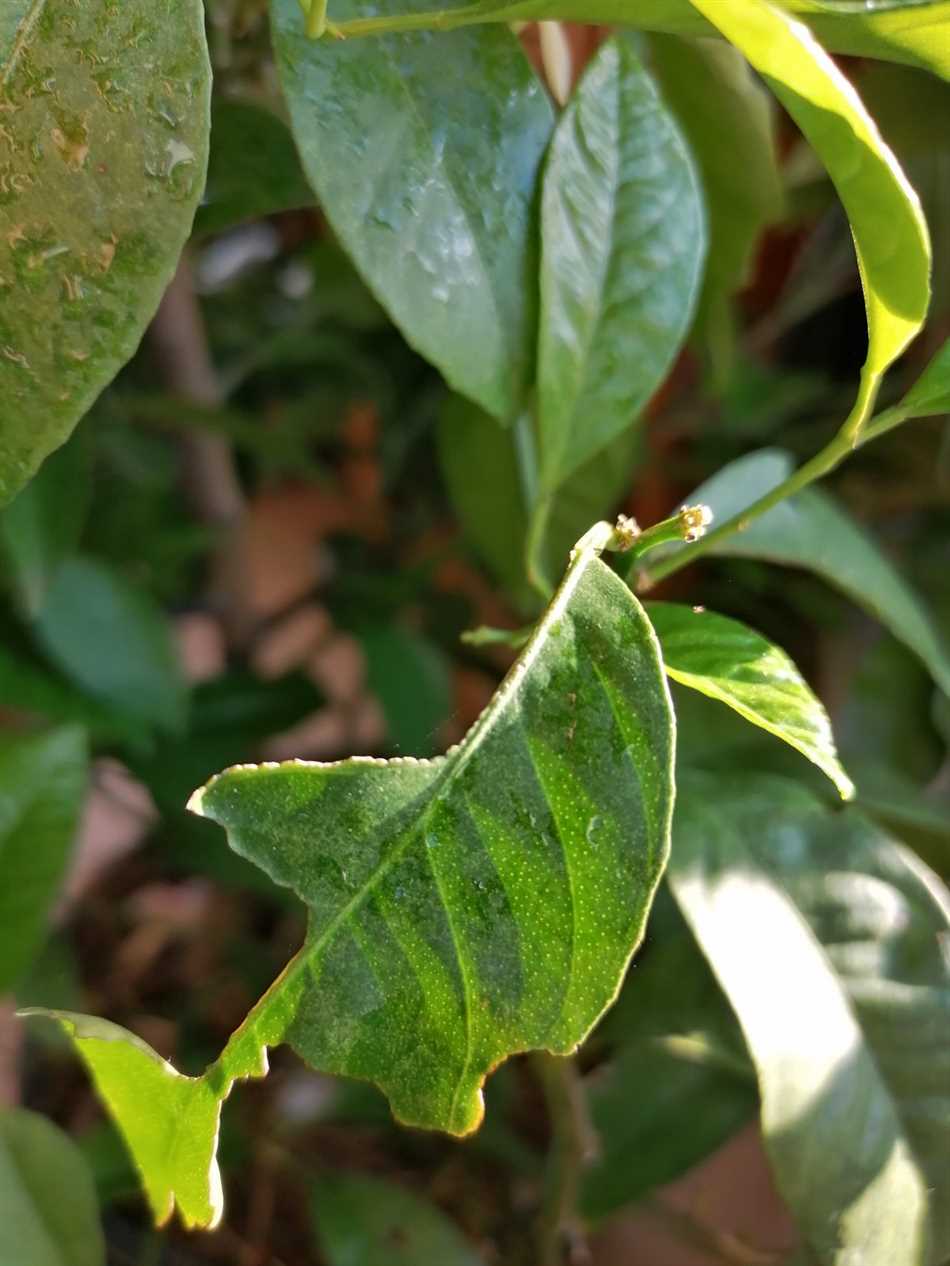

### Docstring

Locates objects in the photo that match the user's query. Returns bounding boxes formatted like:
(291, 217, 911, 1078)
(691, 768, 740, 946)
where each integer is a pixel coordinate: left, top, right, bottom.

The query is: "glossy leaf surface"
(669, 773, 950, 1265)
(537, 35, 704, 491)
(689, 0, 930, 422)
(648, 601, 854, 798)
(671, 449, 950, 697)
(0, 0, 210, 504)
(32, 538, 675, 1226)
(312, 1172, 483, 1266)
(0, 727, 87, 992)
(0, 1109, 105, 1266)
(34, 557, 188, 734)
(271, 0, 554, 420)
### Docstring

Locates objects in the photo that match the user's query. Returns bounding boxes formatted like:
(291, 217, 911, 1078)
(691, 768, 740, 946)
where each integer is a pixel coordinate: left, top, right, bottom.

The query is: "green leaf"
(0, 431, 90, 616)
(33, 557, 188, 734)
(0, 727, 87, 993)
(537, 35, 705, 491)
(0, 0, 210, 505)
(649, 34, 782, 311)
(689, 0, 931, 426)
(15, 1012, 225, 1230)
(30, 536, 675, 1226)
(271, 0, 554, 420)
(194, 99, 314, 239)
(648, 601, 854, 798)
(0, 1109, 105, 1266)
(669, 773, 950, 1265)
(893, 336, 950, 419)
(0, 644, 140, 742)
(438, 394, 642, 607)
(312, 1172, 483, 1266)
(358, 625, 453, 758)
(672, 448, 950, 697)
(583, 885, 755, 1219)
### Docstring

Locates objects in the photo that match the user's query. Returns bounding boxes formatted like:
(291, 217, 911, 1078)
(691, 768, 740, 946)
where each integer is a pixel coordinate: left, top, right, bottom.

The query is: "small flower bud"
(678, 504, 713, 544)
(613, 514, 640, 552)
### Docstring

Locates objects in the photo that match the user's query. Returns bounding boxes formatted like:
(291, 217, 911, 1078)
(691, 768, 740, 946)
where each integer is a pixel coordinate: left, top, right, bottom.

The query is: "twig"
(533, 1052, 599, 1266)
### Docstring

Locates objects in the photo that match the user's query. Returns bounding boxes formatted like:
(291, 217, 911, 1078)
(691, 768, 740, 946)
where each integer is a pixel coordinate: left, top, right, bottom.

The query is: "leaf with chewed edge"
(23, 529, 676, 1226)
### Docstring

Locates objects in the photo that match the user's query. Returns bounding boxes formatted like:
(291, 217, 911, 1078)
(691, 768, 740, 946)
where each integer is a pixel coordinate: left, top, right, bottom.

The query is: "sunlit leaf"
(689, 0, 930, 425)
(0, 0, 210, 504)
(648, 602, 854, 798)
(663, 449, 950, 697)
(669, 773, 950, 1264)
(27, 537, 675, 1226)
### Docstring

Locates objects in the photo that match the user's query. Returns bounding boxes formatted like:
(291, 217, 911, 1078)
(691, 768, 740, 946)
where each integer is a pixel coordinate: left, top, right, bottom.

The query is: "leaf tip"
(186, 784, 206, 816)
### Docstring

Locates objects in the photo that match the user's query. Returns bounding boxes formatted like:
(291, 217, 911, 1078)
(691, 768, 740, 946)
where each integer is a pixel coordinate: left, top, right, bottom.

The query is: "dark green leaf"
(33, 557, 188, 733)
(648, 601, 854, 797)
(0, 1109, 105, 1266)
(537, 35, 704, 491)
(0, 0, 210, 504)
(312, 1172, 483, 1266)
(194, 99, 314, 238)
(0, 727, 87, 993)
(895, 337, 950, 419)
(0, 432, 90, 616)
(0, 644, 141, 742)
(583, 885, 755, 1218)
(271, 0, 554, 419)
(669, 773, 950, 1265)
(671, 449, 950, 696)
(32, 537, 675, 1226)
(650, 34, 782, 313)
(359, 625, 453, 758)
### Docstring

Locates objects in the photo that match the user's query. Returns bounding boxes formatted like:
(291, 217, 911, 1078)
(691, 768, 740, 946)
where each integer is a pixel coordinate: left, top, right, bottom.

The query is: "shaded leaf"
(894, 336, 950, 419)
(669, 773, 950, 1265)
(30, 537, 675, 1226)
(312, 1172, 484, 1266)
(33, 557, 188, 734)
(648, 601, 854, 797)
(689, 0, 930, 422)
(0, 431, 90, 616)
(537, 35, 704, 491)
(271, 0, 554, 420)
(650, 34, 782, 311)
(0, 0, 210, 503)
(668, 449, 950, 696)
(0, 1109, 105, 1266)
(0, 727, 87, 993)
(194, 99, 313, 238)
(358, 625, 453, 758)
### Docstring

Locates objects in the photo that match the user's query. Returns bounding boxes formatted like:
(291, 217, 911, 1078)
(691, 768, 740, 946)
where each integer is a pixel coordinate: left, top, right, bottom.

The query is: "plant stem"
(637, 372, 881, 590)
(534, 1052, 598, 1266)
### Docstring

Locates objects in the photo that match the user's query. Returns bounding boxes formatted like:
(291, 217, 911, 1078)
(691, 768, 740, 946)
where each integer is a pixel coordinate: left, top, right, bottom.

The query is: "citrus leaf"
(668, 449, 950, 697)
(648, 602, 854, 798)
(33, 557, 188, 734)
(649, 34, 782, 311)
(271, 0, 554, 421)
(537, 35, 705, 492)
(26, 534, 675, 1226)
(312, 1172, 484, 1266)
(0, 0, 210, 504)
(669, 773, 950, 1264)
(321, 2, 950, 80)
(688, 0, 930, 425)
(893, 335, 950, 419)
(0, 727, 87, 993)
(0, 1108, 105, 1266)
